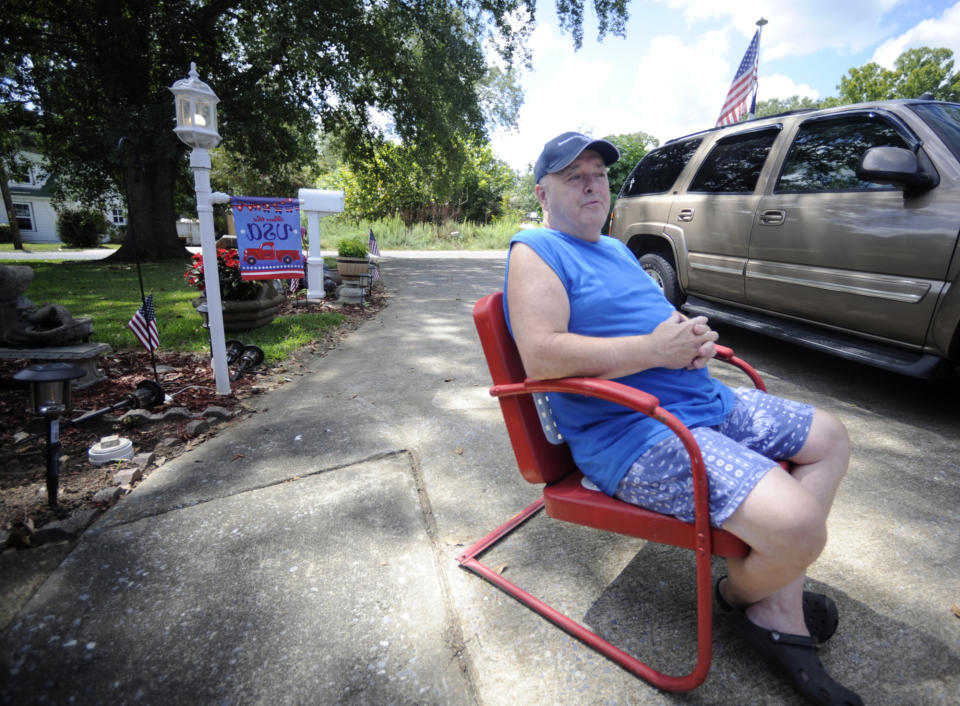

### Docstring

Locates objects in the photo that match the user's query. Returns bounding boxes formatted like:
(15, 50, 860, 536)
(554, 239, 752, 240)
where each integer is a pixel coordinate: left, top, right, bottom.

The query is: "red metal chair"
(459, 291, 771, 692)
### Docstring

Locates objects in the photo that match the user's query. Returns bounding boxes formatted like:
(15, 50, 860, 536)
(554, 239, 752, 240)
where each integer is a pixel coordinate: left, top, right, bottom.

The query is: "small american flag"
(368, 228, 381, 280)
(716, 29, 761, 127)
(128, 294, 160, 351)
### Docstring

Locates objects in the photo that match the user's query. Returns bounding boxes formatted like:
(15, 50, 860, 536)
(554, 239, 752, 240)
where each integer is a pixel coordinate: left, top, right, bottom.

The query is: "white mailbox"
(298, 188, 345, 300)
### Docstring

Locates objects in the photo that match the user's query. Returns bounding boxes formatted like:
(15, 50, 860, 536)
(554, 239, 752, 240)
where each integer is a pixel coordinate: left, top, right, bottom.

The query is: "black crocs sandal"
(725, 608, 863, 705)
(803, 591, 839, 643)
(715, 576, 839, 643)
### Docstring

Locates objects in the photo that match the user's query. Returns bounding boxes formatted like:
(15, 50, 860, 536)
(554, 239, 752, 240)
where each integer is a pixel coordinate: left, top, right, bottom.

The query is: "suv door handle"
(677, 208, 694, 222)
(759, 210, 785, 226)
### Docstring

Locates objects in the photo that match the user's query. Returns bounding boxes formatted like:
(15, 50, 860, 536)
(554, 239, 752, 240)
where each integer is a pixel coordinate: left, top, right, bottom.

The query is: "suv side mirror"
(856, 146, 938, 192)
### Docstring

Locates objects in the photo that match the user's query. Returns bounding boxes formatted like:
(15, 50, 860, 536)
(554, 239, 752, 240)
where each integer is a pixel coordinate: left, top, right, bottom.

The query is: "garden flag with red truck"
(231, 196, 304, 280)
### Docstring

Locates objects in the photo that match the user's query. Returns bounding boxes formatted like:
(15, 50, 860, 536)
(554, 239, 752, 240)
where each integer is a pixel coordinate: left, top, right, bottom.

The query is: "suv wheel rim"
(645, 267, 664, 290)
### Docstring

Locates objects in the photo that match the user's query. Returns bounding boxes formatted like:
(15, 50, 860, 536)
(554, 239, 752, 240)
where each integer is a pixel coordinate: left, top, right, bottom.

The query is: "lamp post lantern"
(171, 62, 231, 394)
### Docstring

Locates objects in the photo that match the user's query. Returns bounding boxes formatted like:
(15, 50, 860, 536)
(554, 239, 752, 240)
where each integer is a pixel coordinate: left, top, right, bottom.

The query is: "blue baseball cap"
(534, 132, 619, 183)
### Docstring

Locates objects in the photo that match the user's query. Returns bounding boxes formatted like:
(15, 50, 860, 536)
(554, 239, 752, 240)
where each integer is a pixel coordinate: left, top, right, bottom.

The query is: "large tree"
(828, 46, 960, 106)
(1, 0, 629, 261)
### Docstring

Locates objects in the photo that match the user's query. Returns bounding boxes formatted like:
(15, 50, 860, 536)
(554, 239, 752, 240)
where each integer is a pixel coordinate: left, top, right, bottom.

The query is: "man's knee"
(729, 472, 828, 564)
(797, 409, 850, 469)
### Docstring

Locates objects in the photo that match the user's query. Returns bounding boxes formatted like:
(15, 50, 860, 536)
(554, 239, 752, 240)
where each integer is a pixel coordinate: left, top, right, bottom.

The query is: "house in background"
(1, 151, 127, 243)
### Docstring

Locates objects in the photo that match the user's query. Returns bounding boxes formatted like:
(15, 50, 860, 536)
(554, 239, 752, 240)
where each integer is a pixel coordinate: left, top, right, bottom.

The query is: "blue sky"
(491, 0, 960, 171)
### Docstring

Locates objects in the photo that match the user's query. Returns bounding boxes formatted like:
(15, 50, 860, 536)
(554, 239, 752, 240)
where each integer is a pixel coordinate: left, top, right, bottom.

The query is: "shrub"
(337, 236, 368, 258)
(0, 222, 11, 243)
(57, 207, 110, 248)
(107, 224, 127, 244)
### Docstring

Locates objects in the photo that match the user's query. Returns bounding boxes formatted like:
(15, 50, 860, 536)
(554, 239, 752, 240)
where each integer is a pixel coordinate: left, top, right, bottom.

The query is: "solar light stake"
(14, 363, 85, 507)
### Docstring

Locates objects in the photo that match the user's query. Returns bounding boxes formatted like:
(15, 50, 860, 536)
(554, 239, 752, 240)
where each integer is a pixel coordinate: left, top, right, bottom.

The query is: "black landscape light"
(14, 363, 86, 507)
(225, 339, 245, 365)
(67, 379, 165, 427)
(231, 344, 264, 381)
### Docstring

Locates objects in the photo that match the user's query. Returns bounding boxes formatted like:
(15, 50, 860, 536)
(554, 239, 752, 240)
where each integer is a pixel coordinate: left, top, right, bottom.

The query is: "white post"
(298, 188, 345, 300)
(191, 148, 231, 395)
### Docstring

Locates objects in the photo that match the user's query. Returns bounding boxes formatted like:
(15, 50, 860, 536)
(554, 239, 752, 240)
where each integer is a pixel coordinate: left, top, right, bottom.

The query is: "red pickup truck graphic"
(243, 242, 300, 265)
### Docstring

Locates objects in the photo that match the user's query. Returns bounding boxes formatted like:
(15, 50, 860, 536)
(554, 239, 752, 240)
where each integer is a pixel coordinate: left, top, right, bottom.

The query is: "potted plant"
(184, 248, 284, 331)
(336, 236, 370, 277)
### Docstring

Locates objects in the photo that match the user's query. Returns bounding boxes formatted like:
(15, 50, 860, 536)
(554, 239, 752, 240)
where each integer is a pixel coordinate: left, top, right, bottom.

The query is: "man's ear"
(535, 182, 548, 210)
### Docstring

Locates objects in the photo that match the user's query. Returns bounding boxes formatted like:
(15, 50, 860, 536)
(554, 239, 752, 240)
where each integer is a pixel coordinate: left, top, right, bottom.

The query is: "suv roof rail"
(664, 109, 817, 145)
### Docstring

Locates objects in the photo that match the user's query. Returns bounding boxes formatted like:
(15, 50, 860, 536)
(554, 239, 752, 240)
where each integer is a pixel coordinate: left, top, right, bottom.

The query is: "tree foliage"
(753, 95, 819, 118)
(320, 138, 515, 225)
(603, 130, 659, 197)
(0, 1, 630, 261)
(828, 47, 960, 105)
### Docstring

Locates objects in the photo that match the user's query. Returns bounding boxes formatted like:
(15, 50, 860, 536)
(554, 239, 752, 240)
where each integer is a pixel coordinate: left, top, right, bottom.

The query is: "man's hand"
(649, 311, 719, 370)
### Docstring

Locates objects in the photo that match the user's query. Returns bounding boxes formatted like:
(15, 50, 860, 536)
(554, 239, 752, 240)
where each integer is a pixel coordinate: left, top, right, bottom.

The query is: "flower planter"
(336, 257, 370, 277)
(193, 285, 285, 333)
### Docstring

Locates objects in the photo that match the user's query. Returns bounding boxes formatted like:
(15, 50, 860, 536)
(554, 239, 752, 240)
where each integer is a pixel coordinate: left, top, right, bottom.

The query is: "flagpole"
(118, 138, 161, 386)
(749, 18, 768, 120)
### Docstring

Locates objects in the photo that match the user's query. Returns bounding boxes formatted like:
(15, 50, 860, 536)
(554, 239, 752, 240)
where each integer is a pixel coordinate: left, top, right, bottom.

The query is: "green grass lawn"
(0, 243, 120, 253)
(13, 260, 344, 362)
(2, 213, 527, 358)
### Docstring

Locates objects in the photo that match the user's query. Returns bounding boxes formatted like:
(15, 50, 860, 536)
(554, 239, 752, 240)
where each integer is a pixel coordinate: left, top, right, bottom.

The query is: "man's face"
(536, 150, 610, 242)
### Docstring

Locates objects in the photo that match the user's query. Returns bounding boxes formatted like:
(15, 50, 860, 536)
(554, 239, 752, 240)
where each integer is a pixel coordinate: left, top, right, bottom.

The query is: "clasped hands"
(651, 310, 719, 370)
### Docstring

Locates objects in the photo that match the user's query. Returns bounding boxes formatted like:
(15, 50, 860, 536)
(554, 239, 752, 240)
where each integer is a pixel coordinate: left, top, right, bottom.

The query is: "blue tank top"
(504, 228, 733, 495)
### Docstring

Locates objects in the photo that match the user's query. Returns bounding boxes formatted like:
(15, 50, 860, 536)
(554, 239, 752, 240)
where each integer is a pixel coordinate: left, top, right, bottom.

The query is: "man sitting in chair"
(504, 131, 861, 706)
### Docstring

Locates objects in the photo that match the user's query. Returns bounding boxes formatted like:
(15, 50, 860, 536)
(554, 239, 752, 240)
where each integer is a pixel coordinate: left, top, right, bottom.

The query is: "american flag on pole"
(368, 228, 381, 280)
(716, 29, 761, 127)
(128, 294, 160, 351)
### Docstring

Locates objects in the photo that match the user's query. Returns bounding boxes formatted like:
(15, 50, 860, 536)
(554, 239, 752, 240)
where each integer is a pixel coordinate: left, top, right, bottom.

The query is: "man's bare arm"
(506, 243, 718, 380)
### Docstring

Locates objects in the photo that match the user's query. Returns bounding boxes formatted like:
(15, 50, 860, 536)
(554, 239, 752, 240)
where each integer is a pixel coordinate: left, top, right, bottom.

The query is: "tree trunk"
(106, 153, 190, 263)
(0, 161, 24, 250)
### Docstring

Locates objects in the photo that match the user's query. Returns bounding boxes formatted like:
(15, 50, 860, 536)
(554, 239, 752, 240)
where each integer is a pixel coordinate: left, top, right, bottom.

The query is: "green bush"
(0, 222, 11, 243)
(108, 224, 127, 244)
(337, 236, 368, 258)
(57, 207, 110, 248)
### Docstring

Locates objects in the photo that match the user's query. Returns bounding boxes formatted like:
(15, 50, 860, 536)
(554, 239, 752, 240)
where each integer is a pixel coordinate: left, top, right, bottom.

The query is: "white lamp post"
(171, 62, 231, 394)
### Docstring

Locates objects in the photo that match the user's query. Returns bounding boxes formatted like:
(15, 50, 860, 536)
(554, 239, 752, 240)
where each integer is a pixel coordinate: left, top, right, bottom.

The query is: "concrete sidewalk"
(1, 254, 957, 704)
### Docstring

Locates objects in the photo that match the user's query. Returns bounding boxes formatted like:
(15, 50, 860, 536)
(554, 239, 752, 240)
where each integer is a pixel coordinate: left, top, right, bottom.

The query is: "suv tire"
(639, 253, 683, 306)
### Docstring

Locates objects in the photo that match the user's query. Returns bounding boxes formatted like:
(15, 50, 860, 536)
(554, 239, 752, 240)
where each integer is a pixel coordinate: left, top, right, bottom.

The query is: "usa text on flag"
(716, 29, 760, 127)
(128, 294, 160, 351)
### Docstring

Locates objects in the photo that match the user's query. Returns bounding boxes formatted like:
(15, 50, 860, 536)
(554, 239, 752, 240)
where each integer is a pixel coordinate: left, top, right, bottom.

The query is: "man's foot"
(723, 606, 862, 705)
(715, 576, 838, 643)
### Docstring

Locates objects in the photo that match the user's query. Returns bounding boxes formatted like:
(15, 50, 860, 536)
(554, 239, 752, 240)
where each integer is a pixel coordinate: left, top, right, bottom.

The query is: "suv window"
(912, 102, 960, 160)
(776, 114, 910, 193)
(620, 139, 701, 196)
(688, 128, 779, 193)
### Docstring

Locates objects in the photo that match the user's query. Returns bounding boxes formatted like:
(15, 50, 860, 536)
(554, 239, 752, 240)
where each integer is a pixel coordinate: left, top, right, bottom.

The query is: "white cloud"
(626, 31, 732, 142)
(661, 0, 904, 58)
(871, 1, 960, 67)
(759, 73, 820, 100)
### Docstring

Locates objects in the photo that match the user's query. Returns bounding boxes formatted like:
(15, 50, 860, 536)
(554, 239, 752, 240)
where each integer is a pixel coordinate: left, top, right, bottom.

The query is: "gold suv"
(610, 99, 960, 378)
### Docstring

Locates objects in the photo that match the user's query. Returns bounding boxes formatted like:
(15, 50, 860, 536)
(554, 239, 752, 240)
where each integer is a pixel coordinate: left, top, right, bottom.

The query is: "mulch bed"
(0, 289, 387, 547)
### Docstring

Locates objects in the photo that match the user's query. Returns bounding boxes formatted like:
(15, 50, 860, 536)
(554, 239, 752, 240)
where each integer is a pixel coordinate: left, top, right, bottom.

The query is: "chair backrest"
(473, 291, 577, 485)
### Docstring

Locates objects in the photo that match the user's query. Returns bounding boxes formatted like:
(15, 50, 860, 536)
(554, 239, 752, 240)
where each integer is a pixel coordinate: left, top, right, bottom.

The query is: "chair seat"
(543, 472, 749, 558)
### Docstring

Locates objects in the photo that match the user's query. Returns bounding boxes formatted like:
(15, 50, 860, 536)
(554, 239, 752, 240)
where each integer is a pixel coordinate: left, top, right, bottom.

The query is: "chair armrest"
(490, 377, 713, 536)
(714, 344, 767, 391)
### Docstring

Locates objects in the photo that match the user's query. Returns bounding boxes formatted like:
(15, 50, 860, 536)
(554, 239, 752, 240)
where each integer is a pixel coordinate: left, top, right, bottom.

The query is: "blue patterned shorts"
(613, 388, 813, 528)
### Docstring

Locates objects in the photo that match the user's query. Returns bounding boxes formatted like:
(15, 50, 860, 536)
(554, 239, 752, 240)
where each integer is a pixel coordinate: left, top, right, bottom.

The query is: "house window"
(109, 208, 127, 226)
(13, 203, 35, 231)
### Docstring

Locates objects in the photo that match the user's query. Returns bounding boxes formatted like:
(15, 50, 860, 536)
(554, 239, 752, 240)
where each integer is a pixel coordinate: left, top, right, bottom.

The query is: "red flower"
(184, 248, 262, 301)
